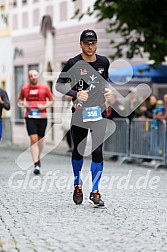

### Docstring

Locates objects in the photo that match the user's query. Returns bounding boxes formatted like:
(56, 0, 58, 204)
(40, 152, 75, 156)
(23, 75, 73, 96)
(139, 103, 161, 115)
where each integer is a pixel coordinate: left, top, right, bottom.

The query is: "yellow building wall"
(0, 0, 10, 37)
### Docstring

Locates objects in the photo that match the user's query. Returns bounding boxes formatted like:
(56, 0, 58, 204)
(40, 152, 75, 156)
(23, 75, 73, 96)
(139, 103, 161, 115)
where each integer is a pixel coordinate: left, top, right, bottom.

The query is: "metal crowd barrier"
(130, 119, 166, 166)
(104, 118, 130, 158)
(0, 118, 12, 143)
(103, 118, 167, 168)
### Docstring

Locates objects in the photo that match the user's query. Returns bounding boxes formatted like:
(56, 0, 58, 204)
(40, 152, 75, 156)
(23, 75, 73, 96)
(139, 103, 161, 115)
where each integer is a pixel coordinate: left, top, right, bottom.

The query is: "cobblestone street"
(0, 145, 167, 252)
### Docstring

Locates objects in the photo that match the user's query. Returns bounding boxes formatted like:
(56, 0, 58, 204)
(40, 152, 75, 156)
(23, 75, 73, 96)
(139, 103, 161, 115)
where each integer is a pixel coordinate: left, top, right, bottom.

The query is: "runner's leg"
(30, 134, 40, 164)
(37, 119, 47, 166)
(90, 119, 107, 192)
(38, 136, 44, 157)
(71, 125, 88, 185)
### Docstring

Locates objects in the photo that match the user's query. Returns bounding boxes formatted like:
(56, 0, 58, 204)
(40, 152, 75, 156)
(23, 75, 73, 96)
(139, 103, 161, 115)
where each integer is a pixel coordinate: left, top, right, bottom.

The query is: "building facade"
(0, 0, 12, 141)
(10, 0, 147, 146)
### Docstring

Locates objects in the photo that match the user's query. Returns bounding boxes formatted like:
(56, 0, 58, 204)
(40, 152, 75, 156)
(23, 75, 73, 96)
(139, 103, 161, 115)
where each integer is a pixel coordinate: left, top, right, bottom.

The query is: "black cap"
(80, 29, 97, 42)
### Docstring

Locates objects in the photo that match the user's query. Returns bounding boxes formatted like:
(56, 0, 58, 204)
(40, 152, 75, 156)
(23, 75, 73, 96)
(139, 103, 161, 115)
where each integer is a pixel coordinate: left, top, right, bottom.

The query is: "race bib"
(28, 109, 41, 118)
(82, 106, 102, 122)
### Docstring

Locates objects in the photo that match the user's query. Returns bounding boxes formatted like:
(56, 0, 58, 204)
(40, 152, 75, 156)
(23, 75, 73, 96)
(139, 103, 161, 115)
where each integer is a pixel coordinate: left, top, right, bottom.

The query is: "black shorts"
(25, 118, 47, 137)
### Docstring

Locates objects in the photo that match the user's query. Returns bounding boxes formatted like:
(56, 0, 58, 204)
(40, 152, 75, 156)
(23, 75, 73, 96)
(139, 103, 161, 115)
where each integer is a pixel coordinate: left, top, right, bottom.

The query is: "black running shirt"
(56, 54, 110, 108)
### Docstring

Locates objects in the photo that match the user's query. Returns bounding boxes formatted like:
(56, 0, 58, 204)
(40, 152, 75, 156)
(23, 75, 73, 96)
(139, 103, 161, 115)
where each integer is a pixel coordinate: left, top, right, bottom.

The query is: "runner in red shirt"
(18, 70, 55, 175)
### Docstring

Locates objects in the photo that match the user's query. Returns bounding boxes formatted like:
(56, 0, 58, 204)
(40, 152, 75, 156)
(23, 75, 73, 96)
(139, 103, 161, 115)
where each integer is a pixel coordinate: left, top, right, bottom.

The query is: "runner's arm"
(17, 96, 28, 108)
(0, 90, 10, 110)
(56, 59, 77, 98)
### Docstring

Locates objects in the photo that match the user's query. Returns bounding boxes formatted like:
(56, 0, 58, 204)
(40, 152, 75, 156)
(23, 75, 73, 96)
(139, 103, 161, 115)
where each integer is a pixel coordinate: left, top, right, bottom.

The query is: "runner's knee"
(72, 149, 83, 160)
(30, 135, 38, 145)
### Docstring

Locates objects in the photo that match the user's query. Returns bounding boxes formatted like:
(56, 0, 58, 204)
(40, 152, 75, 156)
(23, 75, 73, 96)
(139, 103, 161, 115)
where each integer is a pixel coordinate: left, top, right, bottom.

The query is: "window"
(12, 1, 17, 7)
(15, 66, 24, 120)
(22, 0, 27, 5)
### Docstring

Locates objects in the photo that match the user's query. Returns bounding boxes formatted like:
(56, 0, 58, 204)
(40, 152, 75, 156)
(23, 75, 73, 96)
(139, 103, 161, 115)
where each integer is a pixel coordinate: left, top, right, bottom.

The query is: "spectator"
(163, 93, 167, 122)
(137, 104, 148, 119)
(0, 87, 10, 140)
(125, 90, 141, 120)
(148, 103, 164, 166)
(145, 95, 157, 118)
(106, 94, 125, 120)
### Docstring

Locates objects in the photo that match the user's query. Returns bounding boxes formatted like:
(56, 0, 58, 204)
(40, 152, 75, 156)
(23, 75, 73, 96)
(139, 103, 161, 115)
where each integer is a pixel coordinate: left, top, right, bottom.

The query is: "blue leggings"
(0, 120, 2, 140)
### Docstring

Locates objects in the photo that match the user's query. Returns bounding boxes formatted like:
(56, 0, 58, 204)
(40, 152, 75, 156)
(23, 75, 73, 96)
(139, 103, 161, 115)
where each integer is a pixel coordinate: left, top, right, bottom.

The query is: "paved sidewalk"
(0, 144, 167, 252)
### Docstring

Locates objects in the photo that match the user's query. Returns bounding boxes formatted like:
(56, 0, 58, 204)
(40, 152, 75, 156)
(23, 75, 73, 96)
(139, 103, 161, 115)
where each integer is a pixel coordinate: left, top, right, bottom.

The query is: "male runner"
(56, 30, 112, 206)
(18, 70, 55, 175)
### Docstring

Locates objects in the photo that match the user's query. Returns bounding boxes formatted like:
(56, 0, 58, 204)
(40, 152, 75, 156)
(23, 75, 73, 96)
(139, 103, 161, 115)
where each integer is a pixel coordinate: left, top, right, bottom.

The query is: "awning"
(109, 64, 167, 84)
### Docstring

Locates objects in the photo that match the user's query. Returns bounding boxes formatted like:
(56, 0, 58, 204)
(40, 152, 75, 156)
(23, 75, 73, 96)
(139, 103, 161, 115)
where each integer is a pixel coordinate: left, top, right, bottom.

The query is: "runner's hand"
(104, 88, 112, 101)
(18, 100, 28, 108)
(37, 104, 46, 110)
(0, 97, 4, 104)
(76, 90, 88, 102)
